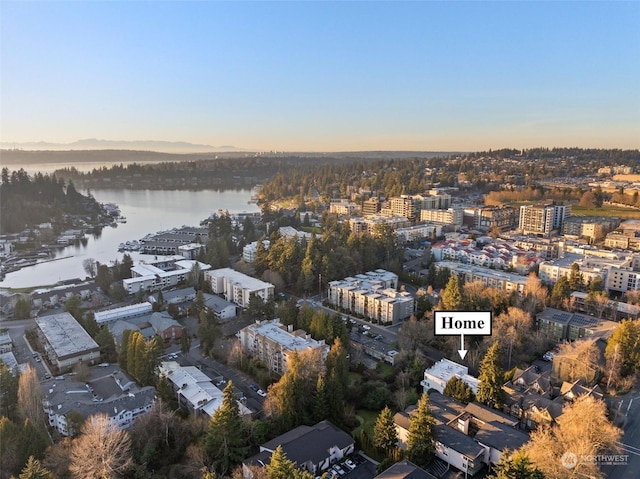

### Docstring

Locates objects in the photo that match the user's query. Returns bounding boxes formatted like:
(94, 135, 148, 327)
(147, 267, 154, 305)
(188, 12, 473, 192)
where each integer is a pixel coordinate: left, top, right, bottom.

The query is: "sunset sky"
(1, 1, 639, 152)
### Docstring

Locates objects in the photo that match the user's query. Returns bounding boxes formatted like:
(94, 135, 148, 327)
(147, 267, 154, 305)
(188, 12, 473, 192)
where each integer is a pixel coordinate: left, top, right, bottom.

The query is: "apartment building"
(348, 215, 411, 236)
(420, 208, 464, 227)
(122, 259, 211, 294)
(435, 261, 528, 295)
(327, 270, 413, 324)
(237, 319, 329, 375)
(204, 268, 274, 308)
(35, 312, 100, 371)
(329, 199, 361, 216)
(518, 203, 570, 236)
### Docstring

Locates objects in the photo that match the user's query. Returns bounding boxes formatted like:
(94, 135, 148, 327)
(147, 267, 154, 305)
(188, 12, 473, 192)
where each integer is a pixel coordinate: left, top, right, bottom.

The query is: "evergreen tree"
(0, 362, 19, 421)
(549, 276, 571, 308)
(477, 341, 505, 409)
(442, 275, 462, 310)
(443, 376, 475, 404)
(487, 448, 544, 479)
(605, 319, 640, 377)
(312, 375, 329, 423)
(266, 445, 314, 479)
(205, 381, 248, 476)
(406, 393, 435, 466)
(18, 456, 54, 479)
(373, 406, 398, 457)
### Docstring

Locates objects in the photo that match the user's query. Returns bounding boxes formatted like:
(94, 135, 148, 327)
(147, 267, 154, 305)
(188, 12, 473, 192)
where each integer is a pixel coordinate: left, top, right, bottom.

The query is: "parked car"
(250, 384, 259, 392)
(257, 389, 267, 397)
(542, 351, 554, 361)
(333, 465, 346, 476)
(343, 459, 356, 471)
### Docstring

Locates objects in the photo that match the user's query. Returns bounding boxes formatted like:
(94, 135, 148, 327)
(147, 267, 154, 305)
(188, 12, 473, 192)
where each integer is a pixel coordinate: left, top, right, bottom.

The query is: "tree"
(17, 365, 46, 428)
(14, 297, 32, 320)
(18, 456, 54, 479)
(82, 258, 97, 279)
(443, 376, 475, 404)
(372, 406, 398, 457)
(441, 275, 462, 310)
(527, 396, 621, 479)
(406, 393, 435, 465)
(487, 448, 544, 479)
(476, 341, 505, 409)
(568, 263, 584, 291)
(579, 190, 597, 208)
(64, 295, 83, 321)
(0, 361, 19, 420)
(96, 263, 112, 293)
(266, 445, 314, 479)
(605, 319, 640, 377)
(205, 381, 248, 476)
(69, 414, 133, 479)
(549, 276, 571, 308)
(554, 340, 600, 383)
(180, 330, 192, 353)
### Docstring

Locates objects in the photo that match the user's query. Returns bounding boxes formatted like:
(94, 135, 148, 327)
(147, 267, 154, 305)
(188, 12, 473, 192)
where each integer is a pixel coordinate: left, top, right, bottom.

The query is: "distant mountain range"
(0, 138, 245, 153)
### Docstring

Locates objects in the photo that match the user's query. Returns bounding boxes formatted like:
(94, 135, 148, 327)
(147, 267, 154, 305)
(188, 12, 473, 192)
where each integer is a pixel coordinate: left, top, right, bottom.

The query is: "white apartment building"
(94, 302, 153, 326)
(395, 223, 442, 244)
(518, 204, 570, 236)
(329, 199, 361, 216)
(158, 361, 251, 416)
(327, 270, 413, 324)
(204, 268, 274, 308)
(122, 259, 211, 294)
(242, 239, 270, 263)
(435, 261, 528, 295)
(420, 358, 479, 395)
(348, 215, 411, 236)
(420, 208, 464, 227)
(237, 319, 330, 375)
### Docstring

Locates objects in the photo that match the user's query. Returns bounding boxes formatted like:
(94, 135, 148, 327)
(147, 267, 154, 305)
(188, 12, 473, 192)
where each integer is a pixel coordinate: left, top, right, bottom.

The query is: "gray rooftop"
(36, 312, 99, 359)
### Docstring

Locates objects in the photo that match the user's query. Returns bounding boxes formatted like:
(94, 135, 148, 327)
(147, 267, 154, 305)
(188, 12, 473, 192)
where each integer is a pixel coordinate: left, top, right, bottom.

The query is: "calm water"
(1, 188, 259, 289)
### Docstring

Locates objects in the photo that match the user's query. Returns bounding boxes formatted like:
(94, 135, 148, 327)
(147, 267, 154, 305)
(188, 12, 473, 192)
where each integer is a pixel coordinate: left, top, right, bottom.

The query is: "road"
(602, 389, 640, 479)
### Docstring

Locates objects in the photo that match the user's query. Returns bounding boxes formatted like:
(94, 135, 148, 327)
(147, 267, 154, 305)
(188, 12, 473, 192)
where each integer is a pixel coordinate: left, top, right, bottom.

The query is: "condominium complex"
(204, 268, 274, 308)
(237, 319, 330, 375)
(122, 259, 211, 294)
(329, 199, 361, 216)
(518, 203, 570, 236)
(348, 215, 411, 236)
(35, 312, 101, 371)
(327, 270, 413, 324)
(420, 208, 464, 227)
(435, 261, 528, 295)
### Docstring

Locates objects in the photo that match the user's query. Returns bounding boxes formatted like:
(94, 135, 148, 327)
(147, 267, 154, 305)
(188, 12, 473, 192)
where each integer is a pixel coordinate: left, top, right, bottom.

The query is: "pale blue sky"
(1, 1, 639, 151)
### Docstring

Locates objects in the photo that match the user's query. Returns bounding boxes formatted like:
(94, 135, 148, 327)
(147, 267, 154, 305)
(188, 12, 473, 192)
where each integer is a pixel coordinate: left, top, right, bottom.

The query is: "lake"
(1, 188, 259, 289)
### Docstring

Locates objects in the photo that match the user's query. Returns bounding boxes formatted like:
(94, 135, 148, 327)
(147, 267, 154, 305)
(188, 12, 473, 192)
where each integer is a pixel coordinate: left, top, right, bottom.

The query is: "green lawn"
(352, 409, 379, 438)
(572, 205, 640, 219)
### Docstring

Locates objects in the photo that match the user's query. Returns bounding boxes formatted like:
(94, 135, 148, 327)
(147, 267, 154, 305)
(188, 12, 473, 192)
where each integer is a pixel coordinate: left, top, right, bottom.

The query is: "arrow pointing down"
(458, 333, 468, 360)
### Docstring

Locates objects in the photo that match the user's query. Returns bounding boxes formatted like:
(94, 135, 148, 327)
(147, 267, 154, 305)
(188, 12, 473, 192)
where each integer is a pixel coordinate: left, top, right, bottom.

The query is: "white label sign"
(434, 311, 492, 336)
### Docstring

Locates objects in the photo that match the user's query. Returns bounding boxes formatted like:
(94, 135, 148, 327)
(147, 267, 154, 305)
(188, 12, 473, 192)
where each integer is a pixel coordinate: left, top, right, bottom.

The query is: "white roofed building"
(420, 359, 480, 395)
(204, 268, 274, 308)
(35, 312, 100, 371)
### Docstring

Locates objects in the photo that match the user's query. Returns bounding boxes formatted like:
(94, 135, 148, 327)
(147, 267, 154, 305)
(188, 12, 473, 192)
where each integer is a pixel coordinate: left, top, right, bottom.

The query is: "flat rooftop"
(36, 312, 99, 359)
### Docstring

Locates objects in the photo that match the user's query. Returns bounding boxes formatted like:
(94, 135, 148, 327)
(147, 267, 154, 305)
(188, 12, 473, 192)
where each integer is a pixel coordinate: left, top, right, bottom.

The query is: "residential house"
(203, 293, 237, 320)
(149, 311, 184, 342)
(243, 420, 354, 477)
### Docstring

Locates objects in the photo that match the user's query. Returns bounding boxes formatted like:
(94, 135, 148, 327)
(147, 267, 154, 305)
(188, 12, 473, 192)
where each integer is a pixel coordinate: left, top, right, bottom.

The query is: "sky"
(1, 1, 639, 152)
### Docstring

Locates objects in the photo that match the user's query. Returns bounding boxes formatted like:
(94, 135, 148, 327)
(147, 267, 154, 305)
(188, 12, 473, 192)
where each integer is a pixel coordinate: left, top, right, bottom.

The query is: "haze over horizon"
(1, 1, 639, 152)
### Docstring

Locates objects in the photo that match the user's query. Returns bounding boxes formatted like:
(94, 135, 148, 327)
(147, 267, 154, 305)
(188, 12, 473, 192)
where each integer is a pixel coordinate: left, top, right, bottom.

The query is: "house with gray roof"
(149, 311, 184, 342)
(243, 420, 354, 476)
(203, 293, 236, 320)
(375, 460, 438, 479)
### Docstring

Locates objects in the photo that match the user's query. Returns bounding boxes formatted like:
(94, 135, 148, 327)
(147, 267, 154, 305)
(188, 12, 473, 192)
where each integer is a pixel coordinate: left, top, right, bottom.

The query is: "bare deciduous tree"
(82, 258, 97, 279)
(554, 340, 601, 383)
(17, 364, 46, 427)
(527, 396, 620, 479)
(69, 414, 133, 479)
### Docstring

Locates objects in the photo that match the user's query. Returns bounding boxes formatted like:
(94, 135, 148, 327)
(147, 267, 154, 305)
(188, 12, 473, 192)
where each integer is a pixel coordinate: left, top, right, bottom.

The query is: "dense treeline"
(253, 214, 404, 294)
(258, 148, 640, 205)
(0, 168, 102, 234)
